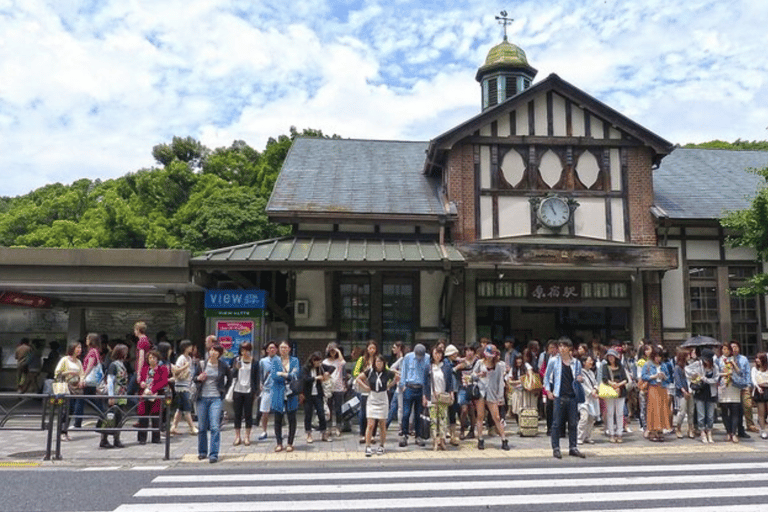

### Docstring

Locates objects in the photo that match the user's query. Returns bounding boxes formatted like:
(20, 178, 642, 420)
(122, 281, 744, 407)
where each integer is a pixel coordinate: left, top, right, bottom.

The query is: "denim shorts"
(175, 389, 192, 412)
(457, 388, 469, 406)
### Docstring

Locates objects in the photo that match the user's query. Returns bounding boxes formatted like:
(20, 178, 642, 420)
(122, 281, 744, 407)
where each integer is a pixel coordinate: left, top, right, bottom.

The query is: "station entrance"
(476, 305, 631, 346)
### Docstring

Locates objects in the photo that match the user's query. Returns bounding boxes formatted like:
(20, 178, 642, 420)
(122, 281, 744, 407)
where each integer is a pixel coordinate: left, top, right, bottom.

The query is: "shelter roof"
(192, 237, 464, 269)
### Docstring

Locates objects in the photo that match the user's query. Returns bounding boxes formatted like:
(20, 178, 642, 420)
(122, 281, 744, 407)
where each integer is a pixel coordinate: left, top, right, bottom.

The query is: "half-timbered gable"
(426, 74, 672, 247)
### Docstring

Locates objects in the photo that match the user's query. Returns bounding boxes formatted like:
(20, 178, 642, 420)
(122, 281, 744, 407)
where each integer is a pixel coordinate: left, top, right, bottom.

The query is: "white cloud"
(0, 0, 767, 197)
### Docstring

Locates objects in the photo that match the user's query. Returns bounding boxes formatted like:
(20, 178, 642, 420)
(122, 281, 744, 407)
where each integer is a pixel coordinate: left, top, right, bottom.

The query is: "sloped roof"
(267, 138, 445, 218)
(192, 237, 464, 269)
(653, 148, 768, 219)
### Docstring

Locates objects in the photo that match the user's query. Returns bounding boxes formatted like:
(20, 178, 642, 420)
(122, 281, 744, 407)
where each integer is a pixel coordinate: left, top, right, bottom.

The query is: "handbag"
(84, 364, 104, 387)
(435, 392, 454, 405)
(225, 379, 235, 403)
(467, 383, 481, 400)
(52, 381, 68, 396)
(597, 382, 619, 399)
(287, 375, 302, 397)
(522, 372, 543, 392)
(572, 379, 586, 404)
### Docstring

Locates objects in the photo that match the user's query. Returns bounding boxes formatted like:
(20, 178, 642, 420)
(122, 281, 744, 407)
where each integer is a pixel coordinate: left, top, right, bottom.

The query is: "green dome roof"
(484, 40, 529, 67)
(476, 39, 537, 82)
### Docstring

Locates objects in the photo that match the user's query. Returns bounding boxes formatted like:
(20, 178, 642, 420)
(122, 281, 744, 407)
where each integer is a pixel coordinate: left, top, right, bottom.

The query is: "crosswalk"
(112, 461, 768, 512)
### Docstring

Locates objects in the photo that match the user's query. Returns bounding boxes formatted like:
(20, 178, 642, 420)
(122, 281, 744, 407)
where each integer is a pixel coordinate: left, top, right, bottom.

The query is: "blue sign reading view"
(205, 289, 267, 309)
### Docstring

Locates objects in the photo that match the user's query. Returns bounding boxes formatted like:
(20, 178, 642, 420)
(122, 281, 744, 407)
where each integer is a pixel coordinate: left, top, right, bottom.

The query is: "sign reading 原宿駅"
(204, 289, 267, 309)
(527, 282, 581, 303)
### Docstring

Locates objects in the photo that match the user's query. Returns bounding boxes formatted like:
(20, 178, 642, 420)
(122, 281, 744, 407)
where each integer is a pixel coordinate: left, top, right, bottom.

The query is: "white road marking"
(136, 471, 768, 497)
(129, 465, 167, 471)
(81, 466, 122, 471)
(115, 487, 768, 512)
(152, 461, 768, 484)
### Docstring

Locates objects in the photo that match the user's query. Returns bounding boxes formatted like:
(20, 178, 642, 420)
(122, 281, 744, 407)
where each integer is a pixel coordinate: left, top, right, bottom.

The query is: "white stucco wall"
(420, 271, 444, 328)
(610, 198, 626, 242)
(661, 241, 686, 329)
(686, 240, 721, 260)
(534, 95, 548, 136)
(552, 94, 567, 136)
(516, 104, 529, 136)
(480, 146, 491, 189)
(497, 112, 511, 137)
(574, 198, 607, 239)
(294, 270, 326, 327)
(498, 197, 531, 237)
(610, 149, 622, 191)
(480, 196, 493, 239)
(571, 104, 585, 137)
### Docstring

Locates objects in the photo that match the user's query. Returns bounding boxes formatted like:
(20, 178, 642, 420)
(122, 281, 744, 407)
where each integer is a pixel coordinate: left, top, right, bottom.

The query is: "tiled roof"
(267, 138, 444, 217)
(192, 237, 464, 267)
(654, 148, 768, 219)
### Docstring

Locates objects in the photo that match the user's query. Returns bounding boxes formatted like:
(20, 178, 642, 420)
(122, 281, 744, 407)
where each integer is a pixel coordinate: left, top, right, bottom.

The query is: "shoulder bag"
(597, 381, 619, 399)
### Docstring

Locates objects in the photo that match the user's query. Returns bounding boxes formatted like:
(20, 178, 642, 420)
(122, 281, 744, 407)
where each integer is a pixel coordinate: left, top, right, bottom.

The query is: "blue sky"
(1, 0, 766, 197)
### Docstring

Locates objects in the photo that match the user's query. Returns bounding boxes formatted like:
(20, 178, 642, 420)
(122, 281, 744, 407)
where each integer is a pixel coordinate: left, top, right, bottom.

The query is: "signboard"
(0, 291, 52, 308)
(527, 282, 581, 303)
(216, 320, 255, 364)
(205, 289, 266, 309)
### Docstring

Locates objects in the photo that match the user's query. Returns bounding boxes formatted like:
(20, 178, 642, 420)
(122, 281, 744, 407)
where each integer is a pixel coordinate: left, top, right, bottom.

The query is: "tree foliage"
(684, 139, 768, 151)
(0, 127, 335, 253)
(721, 165, 768, 296)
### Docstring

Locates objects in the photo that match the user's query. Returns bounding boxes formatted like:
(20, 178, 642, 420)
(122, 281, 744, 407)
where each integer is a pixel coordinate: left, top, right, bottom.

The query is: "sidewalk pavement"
(2, 413, 766, 468)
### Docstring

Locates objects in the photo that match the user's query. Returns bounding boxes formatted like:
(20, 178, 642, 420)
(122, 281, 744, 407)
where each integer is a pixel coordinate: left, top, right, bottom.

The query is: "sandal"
(286, 445, 294, 452)
(233, 438, 241, 446)
(243, 438, 251, 446)
(274, 445, 283, 452)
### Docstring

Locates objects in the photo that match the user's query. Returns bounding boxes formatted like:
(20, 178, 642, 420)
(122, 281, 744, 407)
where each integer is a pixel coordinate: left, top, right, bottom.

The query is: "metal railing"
(0, 392, 172, 461)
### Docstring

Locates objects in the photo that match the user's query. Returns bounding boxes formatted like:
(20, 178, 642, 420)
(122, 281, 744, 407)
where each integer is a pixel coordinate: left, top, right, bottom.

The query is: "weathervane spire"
(495, 11, 513, 41)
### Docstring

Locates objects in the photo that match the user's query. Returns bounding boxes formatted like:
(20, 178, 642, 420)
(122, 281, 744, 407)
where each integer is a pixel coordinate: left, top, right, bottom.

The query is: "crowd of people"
(40, 324, 768, 462)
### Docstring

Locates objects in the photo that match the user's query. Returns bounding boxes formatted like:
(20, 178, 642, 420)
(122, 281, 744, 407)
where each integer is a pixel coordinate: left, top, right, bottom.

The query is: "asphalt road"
(3, 452, 768, 512)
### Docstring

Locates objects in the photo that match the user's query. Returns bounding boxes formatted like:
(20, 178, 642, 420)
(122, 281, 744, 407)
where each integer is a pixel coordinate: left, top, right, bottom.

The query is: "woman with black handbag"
(270, 340, 300, 452)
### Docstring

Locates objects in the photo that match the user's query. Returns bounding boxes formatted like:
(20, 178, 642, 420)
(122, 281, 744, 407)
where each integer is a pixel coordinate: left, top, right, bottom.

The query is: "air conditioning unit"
(294, 300, 309, 319)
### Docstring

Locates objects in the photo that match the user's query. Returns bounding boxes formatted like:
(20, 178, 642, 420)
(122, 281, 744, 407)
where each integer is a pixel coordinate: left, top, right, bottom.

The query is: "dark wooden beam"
(464, 135, 642, 147)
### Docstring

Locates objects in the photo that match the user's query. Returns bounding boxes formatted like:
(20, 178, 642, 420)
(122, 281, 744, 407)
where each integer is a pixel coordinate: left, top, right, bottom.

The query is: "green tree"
(0, 128, 335, 251)
(684, 139, 768, 151)
(721, 165, 768, 296)
(173, 175, 289, 252)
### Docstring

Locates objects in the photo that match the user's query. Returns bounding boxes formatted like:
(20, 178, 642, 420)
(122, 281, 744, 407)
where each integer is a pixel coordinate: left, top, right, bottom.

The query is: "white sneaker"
(258, 431, 268, 441)
(365, 446, 373, 457)
(376, 446, 385, 455)
(761, 431, 768, 440)
(625, 427, 633, 433)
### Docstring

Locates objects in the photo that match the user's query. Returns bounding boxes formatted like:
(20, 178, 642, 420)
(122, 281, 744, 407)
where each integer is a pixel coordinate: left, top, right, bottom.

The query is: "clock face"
(538, 197, 570, 228)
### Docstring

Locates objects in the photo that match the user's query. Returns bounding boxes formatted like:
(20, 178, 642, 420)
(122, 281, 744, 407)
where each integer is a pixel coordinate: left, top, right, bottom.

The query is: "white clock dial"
(538, 197, 570, 228)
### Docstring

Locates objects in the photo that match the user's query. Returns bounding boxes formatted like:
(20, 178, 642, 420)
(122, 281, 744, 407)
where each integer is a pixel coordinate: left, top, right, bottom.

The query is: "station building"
(1, 37, 766, 388)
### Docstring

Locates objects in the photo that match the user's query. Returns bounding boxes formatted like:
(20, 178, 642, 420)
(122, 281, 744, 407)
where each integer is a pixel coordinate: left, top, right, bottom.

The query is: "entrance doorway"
(476, 305, 631, 347)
